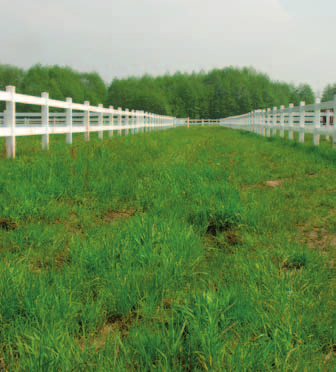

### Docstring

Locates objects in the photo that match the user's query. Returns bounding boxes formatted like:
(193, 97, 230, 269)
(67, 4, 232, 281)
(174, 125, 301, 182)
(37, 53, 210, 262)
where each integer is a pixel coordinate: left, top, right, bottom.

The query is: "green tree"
(321, 84, 336, 102)
(297, 83, 315, 104)
(0, 65, 25, 111)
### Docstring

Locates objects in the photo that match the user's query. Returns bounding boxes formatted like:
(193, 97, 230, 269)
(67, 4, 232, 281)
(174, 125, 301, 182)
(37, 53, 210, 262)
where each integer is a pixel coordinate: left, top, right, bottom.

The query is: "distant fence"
(188, 119, 221, 126)
(0, 86, 188, 158)
(220, 97, 336, 147)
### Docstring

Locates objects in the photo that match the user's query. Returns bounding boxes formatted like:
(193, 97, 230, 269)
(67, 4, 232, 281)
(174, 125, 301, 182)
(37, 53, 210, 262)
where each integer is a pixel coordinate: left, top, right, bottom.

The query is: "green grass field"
(0, 127, 335, 371)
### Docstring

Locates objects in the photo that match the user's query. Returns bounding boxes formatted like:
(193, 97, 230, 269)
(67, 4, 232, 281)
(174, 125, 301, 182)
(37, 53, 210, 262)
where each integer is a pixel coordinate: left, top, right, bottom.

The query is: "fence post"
(257, 109, 261, 135)
(5, 86, 16, 158)
(288, 103, 294, 140)
(140, 111, 143, 132)
(131, 110, 134, 135)
(98, 104, 103, 139)
(141, 111, 144, 132)
(266, 108, 271, 137)
(125, 109, 129, 136)
(272, 107, 277, 136)
(84, 101, 90, 142)
(109, 106, 114, 137)
(314, 98, 321, 146)
(66, 97, 72, 144)
(280, 105, 284, 137)
(255, 110, 259, 134)
(249, 111, 252, 131)
(42, 92, 49, 150)
(299, 101, 305, 143)
(262, 109, 266, 136)
(333, 95, 336, 148)
(326, 110, 330, 141)
(135, 110, 138, 133)
(118, 108, 122, 135)
(251, 111, 255, 132)
(255, 110, 258, 133)
(134, 110, 137, 134)
(188, 117, 189, 128)
(255, 111, 258, 133)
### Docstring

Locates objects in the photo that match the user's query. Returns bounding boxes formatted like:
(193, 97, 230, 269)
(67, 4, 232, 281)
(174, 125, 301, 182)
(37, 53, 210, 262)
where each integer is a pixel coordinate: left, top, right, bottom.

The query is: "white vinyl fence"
(188, 119, 221, 126)
(4, 85, 332, 159)
(220, 97, 336, 147)
(0, 86, 188, 158)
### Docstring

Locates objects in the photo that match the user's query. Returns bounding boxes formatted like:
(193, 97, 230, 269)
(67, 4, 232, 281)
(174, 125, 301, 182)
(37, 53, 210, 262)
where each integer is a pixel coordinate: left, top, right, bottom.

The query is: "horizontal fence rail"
(0, 86, 188, 158)
(220, 97, 336, 147)
(188, 119, 221, 126)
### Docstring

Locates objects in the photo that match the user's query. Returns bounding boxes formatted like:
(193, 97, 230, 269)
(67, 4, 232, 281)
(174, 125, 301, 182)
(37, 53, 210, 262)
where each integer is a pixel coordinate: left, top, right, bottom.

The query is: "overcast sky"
(0, 0, 334, 95)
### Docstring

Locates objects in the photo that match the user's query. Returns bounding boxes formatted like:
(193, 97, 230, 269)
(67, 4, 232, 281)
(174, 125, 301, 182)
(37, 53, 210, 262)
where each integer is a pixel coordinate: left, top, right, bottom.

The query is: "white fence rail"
(0, 86, 188, 158)
(189, 119, 220, 126)
(220, 97, 336, 146)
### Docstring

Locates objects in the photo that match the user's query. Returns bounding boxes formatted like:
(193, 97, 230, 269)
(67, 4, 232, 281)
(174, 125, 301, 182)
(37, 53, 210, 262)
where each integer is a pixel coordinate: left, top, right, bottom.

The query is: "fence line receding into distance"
(220, 97, 336, 147)
(2, 86, 335, 159)
(0, 86, 195, 158)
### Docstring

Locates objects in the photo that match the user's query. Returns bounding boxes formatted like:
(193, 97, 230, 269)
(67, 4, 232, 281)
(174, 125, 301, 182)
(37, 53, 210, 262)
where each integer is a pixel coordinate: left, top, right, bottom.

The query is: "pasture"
(0, 127, 335, 371)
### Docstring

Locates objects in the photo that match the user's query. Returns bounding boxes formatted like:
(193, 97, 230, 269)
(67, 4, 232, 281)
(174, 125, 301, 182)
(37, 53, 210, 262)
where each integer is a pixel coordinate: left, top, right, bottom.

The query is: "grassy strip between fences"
(0, 127, 335, 371)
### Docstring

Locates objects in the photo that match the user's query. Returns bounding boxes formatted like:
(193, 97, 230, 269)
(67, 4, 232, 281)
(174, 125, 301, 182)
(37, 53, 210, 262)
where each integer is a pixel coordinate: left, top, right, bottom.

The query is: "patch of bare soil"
(80, 308, 141, 351)
(0, 356, 6, 372)
(101, 208, 135, 223)
(306, 227, 336, 251)
(52, 212, 84, 235)
(204, 228, 242, 257)
(325, 345, 336, 364)
(299, 209, 336, 270)
(242, 179, 284, 190)
(0, 218, 17, 231)
(30, 247, 71, 273)
(265, 180, 283, 188)
(300, 207, 336, 252)
(225, 230, 241, 246)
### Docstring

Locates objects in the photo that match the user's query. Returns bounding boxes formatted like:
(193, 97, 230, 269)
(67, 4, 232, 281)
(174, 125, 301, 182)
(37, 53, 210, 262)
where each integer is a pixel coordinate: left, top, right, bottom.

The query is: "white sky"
(0, 0, 334, 94)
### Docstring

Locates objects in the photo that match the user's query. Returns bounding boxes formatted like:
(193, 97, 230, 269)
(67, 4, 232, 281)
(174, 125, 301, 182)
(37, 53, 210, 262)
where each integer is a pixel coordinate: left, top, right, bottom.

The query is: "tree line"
(0, 63, 317, 118)
(0, 64, 107, 113)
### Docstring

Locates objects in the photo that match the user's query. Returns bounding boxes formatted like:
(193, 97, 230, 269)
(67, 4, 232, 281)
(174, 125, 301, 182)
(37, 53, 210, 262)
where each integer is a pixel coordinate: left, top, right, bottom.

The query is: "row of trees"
(0, 64, 107, 112)
(0, 63, 316, 118)
(106, 67, 315, 119)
